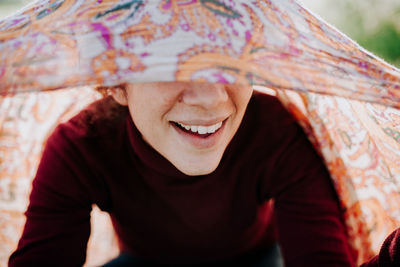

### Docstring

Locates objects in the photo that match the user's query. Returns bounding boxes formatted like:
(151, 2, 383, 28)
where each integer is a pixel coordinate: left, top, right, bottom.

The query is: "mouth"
(170, 119, 226, 138)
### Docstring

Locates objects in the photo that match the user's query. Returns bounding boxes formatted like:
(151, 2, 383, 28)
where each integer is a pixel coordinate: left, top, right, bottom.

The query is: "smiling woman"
(9, 80, 354, 266)
(1, 0, 400, 266)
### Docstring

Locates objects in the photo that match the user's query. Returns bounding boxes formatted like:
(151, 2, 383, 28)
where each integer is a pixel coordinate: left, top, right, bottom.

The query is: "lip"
(170, 118, 227, 149)
(173, 116, 228, 126)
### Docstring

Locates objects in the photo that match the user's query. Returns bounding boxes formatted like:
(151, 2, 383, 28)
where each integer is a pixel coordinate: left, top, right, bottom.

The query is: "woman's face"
(113, 82, 253, 176)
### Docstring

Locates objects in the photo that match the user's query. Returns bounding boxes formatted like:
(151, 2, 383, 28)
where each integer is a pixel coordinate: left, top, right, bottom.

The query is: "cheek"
(130, 104, 161, 135)
(128, 91, 164, 125)
(136, 91, 181, 124)
(128, 98, 174, 148)
(231, 86, 253, 113)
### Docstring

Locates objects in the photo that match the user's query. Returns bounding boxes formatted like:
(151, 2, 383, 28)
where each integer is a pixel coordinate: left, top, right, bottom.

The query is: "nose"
(180, 83, 229, 109)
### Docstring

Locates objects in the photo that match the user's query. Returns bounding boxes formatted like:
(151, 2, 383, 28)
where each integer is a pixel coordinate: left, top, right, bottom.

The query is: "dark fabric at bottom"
(101, 244, 284, 267)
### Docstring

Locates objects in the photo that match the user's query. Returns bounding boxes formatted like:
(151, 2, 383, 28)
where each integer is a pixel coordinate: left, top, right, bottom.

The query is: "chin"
(183, 168, 217, 176)
(175, 160, 220, 176)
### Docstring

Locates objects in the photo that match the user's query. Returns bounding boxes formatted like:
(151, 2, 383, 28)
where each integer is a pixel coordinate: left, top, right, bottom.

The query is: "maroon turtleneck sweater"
(9, 93, 355, 266)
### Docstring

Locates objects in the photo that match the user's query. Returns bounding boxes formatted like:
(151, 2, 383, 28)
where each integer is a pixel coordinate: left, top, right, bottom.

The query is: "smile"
(170, 119, 227, 148)
(175, 121, 223, 135)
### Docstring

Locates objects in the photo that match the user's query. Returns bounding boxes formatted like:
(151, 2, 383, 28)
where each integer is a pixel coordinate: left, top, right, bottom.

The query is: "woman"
(9, 82, 354, 266)
(2, 0, 399, 266)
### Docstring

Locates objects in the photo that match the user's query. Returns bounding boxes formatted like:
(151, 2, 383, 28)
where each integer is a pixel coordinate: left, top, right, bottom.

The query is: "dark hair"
(94, 83, 126, 97)
(74, 85, 129, 135)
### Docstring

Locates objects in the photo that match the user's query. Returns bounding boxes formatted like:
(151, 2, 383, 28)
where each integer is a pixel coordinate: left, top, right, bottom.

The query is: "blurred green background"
(0, 0, 32, 19)
(300, 0, 400, 67)
(0, 0, 399, 67)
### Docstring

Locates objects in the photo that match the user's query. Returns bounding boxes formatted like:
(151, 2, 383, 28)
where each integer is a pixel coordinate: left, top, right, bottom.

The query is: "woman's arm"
(265, 121, 355, 267)
(9, 127, 93, 266)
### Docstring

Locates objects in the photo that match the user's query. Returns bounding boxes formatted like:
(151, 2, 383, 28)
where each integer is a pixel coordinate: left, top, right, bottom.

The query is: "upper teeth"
(177, 121, 223, 134)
